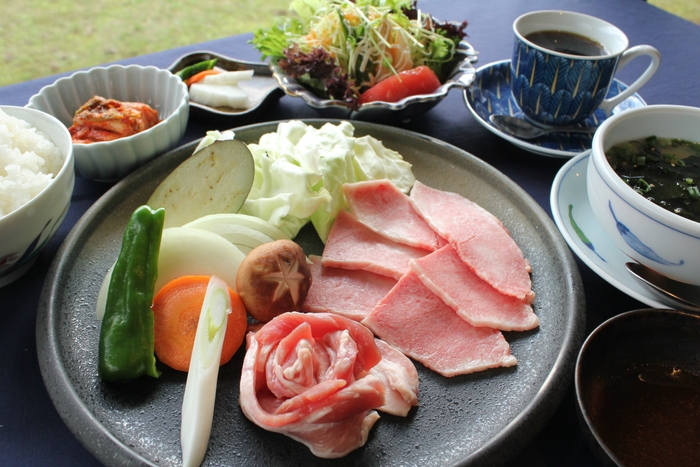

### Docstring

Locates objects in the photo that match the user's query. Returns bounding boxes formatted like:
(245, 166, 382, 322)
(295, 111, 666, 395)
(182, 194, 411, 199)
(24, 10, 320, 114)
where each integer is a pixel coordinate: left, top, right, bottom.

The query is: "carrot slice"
(152, 275, 247, 372)
(184, 69, 221, 87)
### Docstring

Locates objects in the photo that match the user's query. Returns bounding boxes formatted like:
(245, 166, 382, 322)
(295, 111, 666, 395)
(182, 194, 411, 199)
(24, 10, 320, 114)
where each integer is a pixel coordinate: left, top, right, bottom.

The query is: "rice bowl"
(0, 105, 74, 287)
(0, 109, 64, 217)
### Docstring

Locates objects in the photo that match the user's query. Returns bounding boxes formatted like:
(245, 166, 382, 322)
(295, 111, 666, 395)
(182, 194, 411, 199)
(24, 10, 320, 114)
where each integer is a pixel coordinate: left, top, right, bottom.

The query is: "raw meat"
(409, 181, 534, 303)
(410, 245, 539, 331)
(321, 210, 428, 280)
(370, 339, 419, 417)
(302, 255, 397, 322)
(239, 312, 418, 458)
(362, 271, 517, 377)
(343, 180, 444, 251)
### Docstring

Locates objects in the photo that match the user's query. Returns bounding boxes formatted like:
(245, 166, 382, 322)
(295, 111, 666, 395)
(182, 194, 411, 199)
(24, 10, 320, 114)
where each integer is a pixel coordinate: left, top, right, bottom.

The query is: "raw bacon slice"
(343, 180, 445, 251)
(302, 256, 397, 322)
(321, 210, 429, 280)
(239, 312, 418, 458)
(410, 245, 539, 331)
(362, 271, 517, 377)
(370, 339, 419, 417)
(409, 181, 534, 303)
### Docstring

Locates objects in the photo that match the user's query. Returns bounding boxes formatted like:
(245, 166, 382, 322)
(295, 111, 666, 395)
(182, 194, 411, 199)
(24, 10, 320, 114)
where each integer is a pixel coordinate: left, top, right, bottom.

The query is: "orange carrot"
(184, 69, 221, 87)
(152, 275, 247, 372)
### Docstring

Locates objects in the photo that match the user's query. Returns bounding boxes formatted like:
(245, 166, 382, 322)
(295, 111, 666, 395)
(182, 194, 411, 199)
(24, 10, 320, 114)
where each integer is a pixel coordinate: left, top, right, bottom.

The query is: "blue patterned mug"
(511, 11, 660, 126)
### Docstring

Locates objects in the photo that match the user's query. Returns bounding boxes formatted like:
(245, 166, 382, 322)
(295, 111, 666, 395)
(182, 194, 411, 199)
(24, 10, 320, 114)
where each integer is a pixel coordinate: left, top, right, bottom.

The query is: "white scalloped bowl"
(27, 64, 189, 181)
(0, 105, 74, 287)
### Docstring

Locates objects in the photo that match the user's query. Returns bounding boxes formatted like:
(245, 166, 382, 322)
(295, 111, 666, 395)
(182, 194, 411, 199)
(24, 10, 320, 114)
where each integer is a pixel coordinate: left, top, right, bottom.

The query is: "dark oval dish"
(168, 51, 284, 118)
(37, 120, 585, 467)
(270, 41, 478, 121)
(575, 308, 700, 467)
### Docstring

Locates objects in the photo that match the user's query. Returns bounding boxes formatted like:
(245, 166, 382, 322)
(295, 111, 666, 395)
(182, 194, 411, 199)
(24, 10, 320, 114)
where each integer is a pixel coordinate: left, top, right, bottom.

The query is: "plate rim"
(37, 119, 586, 467)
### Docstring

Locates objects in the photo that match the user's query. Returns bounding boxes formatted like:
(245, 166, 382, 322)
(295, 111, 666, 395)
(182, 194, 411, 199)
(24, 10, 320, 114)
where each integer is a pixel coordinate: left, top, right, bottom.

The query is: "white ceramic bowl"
(27, 64, 189, 181)
(0, 105, 74, 287)
(587, 105, 700, 285)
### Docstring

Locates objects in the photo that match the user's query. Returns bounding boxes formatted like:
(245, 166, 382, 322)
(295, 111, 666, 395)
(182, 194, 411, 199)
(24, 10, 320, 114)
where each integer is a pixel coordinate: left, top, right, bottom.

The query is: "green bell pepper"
(175, 58, 217, 81)
(98, 205, 165, 382)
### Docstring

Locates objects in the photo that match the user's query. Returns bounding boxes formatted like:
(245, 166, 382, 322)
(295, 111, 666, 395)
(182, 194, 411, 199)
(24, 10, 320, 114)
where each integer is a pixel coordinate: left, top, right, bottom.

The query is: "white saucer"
(550, 150, 667, 308)
(464, 60, 646, 158)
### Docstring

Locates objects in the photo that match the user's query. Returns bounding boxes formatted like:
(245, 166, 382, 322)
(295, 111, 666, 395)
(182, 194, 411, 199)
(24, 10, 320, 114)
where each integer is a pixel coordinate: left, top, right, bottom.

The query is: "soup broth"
(589, 364, 700, 467)
(605, 136, 700, 222)
(525, 30, 608, 56)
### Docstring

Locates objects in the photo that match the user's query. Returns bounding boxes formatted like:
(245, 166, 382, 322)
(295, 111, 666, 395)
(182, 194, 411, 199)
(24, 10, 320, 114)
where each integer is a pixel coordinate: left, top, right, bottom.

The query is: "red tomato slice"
(358, 66, 442, 105)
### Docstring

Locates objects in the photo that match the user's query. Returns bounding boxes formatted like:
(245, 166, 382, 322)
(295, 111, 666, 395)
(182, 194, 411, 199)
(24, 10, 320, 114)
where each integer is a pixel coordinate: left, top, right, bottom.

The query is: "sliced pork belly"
(343, 180, 445, 251)
(321, 210, 429, 280)
(410, 245, 539, 331)
(362, 271, 517, 377)
(409, 181, 534, 303)
(239, 312, 418, 458)
(370, 339, 419, 417)
(302, 255, 397, 322)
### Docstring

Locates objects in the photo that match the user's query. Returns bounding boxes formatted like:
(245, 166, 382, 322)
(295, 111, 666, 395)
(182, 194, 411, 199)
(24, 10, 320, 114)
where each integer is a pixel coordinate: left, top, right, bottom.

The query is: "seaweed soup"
(605, 136, 700, 222)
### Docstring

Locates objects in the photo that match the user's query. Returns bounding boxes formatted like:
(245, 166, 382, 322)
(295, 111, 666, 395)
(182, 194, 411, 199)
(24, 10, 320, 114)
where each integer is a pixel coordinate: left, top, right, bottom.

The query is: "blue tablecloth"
(2, 0, 699, 465)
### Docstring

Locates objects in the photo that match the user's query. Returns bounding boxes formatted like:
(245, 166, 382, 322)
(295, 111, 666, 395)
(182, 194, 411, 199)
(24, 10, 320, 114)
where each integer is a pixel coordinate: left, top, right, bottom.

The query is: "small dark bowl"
(575, 309, 700, 466)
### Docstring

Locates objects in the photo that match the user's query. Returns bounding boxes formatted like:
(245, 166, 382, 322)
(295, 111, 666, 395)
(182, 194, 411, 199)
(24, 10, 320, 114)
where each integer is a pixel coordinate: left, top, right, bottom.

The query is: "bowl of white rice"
(0, 105, 74, 287)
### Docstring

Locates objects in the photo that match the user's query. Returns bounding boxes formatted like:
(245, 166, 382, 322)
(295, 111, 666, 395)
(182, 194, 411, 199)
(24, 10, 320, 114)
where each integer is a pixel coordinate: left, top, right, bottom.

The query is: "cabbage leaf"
(231, 120, 415, 242)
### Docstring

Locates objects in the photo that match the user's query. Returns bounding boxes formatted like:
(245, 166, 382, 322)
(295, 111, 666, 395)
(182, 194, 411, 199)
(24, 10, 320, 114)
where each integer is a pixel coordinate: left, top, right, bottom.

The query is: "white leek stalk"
(181, 275, 231, 467)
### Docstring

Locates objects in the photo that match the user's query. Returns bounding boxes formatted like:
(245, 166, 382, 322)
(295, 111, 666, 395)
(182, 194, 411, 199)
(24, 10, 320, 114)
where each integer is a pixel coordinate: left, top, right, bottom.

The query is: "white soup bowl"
(587, 105, 700, 286)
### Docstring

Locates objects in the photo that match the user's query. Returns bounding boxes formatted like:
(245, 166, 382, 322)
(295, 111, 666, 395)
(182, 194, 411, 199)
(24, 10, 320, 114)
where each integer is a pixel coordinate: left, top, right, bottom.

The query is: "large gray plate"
(37, 120, 585, 467)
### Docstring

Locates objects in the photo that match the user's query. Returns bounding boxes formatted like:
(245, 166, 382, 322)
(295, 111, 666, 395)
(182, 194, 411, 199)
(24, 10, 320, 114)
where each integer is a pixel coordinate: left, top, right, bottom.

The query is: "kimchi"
(69, 95, 160, 144)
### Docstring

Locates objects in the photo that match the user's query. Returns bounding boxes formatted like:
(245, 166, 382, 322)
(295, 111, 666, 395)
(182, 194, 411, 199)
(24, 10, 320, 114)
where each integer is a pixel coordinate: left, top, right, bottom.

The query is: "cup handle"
(599, 45, 661, 114)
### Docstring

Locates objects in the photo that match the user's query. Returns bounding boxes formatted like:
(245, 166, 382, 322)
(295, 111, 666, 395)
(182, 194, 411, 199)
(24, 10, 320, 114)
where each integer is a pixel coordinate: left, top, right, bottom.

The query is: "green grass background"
(1, 0, 698, 87)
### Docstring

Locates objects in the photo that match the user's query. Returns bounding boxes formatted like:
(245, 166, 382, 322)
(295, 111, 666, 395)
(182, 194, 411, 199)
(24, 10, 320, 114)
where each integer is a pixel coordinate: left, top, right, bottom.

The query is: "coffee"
(525, 30, 608, 56)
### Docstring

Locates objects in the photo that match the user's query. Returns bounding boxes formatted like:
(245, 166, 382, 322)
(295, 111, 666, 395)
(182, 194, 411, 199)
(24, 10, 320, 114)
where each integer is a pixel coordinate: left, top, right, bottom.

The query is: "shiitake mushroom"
(235, 240, 312, 322)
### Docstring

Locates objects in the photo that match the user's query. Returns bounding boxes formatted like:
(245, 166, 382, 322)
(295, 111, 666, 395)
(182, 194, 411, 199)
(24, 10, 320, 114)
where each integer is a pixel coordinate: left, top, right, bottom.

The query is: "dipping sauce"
(605, 136, 700, 222)
(524, 30, 608, 56)
(589, 364, 700, 467)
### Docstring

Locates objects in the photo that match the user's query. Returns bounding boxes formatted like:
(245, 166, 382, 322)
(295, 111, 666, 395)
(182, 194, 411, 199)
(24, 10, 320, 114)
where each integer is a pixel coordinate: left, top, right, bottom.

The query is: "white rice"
(0, 109, 64, 218)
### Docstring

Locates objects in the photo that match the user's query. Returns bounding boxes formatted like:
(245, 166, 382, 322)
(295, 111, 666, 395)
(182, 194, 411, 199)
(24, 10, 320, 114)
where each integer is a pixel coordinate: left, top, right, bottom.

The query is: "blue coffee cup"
(511, 11, 660, 126)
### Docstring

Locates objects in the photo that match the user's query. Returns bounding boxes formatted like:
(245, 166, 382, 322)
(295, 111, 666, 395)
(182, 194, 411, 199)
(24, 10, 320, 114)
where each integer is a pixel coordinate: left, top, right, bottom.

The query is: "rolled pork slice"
(362, 271, 517, 377)
(343, 179, 445, 251)
(370, 338, 419, 417)
(239, 312, 387, 458)
(410, 245, 539, 331)
(409, 181, 534, 303)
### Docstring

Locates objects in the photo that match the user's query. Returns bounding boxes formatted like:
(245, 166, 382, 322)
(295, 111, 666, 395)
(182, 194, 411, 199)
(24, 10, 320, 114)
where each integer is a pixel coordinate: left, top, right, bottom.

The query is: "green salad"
(251, 0, 468, 107)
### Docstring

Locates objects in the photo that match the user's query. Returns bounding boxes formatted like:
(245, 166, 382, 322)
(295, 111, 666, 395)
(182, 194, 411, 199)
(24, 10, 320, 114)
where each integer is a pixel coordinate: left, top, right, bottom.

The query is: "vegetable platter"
(167, 51, 284, 118)
(37, 120, 585, 467)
